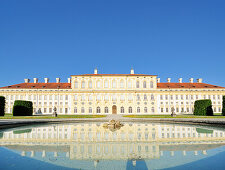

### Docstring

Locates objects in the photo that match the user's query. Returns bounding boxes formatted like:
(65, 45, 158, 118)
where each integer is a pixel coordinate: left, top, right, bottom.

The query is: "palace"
(0, 68, 225, 115)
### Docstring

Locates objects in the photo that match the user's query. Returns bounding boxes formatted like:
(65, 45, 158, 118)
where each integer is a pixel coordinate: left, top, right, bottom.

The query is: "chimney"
(33, 78, 38, 83)
(178, 78, 182, 83)
(56, 78, 60, 83)
(94, 68, 98, 74)
(167, 78, 171, 83)
(189, 78, 194, 83)
(68, 78, 71, 83)
(24, 79, 30, 83)
(44, 78, 49, 83)
(157, 78, 160, 83)
(197, 78, 203, 83)
(130, 68, 134, 74)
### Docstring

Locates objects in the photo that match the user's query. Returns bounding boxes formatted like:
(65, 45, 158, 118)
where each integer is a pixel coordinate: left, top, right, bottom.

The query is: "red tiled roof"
(71, 74, 157, 76)
(0, 82, 224, 89)
(0, 83, 71, 89)
(157, 83, 225, 89)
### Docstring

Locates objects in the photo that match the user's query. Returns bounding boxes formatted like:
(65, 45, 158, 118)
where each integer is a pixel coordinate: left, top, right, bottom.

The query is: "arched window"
(81, 81, 85, 88)
(150, 81, 153, 88)
(151, 94, 154, 100)
(74, 107, 77, 113)
(151, 107, 155, 113)
(104, 80, 108, 88)
(128, 107, 132, 113)
(81, 107, 85, 113)
(89, 81, 92, 88)
(144, 94, 147, 101)
(136, 81, 140, 88)
(97, 81, 101, 88)
(128, 80, 132, 88)
(144, 107, 148, 113)
(120, 80, 124, 88)
(89, 107, 92, 113)
(75, 81, 78, 88)
(96, 107, 101, 113)
(143, 81, 146, 88)
(137, 107, 140, 113)
(121, 107, 124, 113)
(112, 80, 116, 88)
(105, 107, 109, 113)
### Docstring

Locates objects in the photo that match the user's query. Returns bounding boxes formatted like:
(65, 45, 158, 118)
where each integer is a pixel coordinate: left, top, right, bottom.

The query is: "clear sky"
(0, 0, 225, 87)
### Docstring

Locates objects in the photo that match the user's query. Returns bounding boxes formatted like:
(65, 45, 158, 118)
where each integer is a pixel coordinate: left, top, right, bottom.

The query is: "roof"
(71, 74, 157, 76)
(0, 82, 224, 89)
(157, 83, 225, 89)
(0, 83, 71, 89)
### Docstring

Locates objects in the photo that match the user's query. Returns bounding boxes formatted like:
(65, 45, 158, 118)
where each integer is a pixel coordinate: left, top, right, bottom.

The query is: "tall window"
(74, 107, 77, 113)
(104, 95, 109, 101)
(128, 107, 132, 113)
(97, 81, 101, 88)
(151, 107, 155, 113)
(120, 80, 124, 88)
(120, 95, 125, 101)
(121, 107, 124, 113)
(81, 81, 85, 88)
(112, 80, 116, 88)
(96, 107, 101, 113)
(137, 107, 140, 113)
(128, 94, 132, 101)
(89, 107, 92, 113)
(81, 107, 85, 113)
(81, 94, 85, 101)
(104, 80, 108, 88)
(144, 107, 148, 113)
(128, 81, 132, 88)
(89, 95, 92, 101)
(75, 81, 78, 88)
(143, 81, 146, 88)
(144, 94, 147, 101)
(150, 81, 153, 88)
(112, 95, 117, 101)
(97, 95, 101, 101)
(105, 107, 109, 113)
(136, 81, 140, 88)
(151, 94, 154, 100)
(74, 95, 78, 101)
(89, 81, 92, 88)
(137, 94, 140, 101)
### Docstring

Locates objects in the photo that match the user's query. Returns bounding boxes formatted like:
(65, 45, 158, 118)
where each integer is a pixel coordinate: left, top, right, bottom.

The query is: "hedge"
(13, 100, 33, 116)
(13, 129, 32, 134)
(0, 96, 5, 116)
(194, 99, 213, 116)
(196, 128, 213, 134)
(222, 96, 225, 116)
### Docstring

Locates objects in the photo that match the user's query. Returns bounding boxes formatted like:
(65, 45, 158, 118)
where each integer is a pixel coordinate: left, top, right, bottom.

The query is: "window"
(89, 107, 92, 113)
(104, 95, 109, 101)
(143, 81, 146, 88)
(151, 107, 155, 113)
(96, 107, 101, 113)
(105, 107, 109, 113)
(144, 94, 147, 101)
(150, 81, 153, 88)
(81, 107, 85, 113)
(65, 95, 68, 100)
(128, 107, 132, 113)
(137, 94, 140, 101)
(104, 80, 108, 88)
(89, 81, 92, 88)
(81, 81, 85, 88)
(151, 94, 154, 100)
(121, 107, 124, 113)
(120, 80, 124, 88)
(81, 95, 85, 101)
(128, 94, 132, 101)
(75, 81, 78, 88)
(74, 95, 78, 101)
(136, 81, 140, 88)
(65, 108, 68, 114)
(161, 108, 163, 113)
(89, 95, 92, 101)
(97, 95, 101, 101)
(112, 95, 117, 101)
(97, 81, 101, 88)
(160, 95, 163, 100)
(137, 107, 140, 113)
(112, 80, 116, 88)
(144, 107, 148, 113)
(128, 81, 132, 88)
(120, 95, 125, 101)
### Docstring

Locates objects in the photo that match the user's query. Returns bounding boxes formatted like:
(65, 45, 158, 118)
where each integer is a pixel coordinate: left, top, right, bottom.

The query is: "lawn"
(0, 113, 106, 119)
(123, 113, 225, 119)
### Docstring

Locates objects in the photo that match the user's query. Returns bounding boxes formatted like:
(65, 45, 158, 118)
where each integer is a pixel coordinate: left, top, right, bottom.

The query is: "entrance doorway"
(112, 105, 117, 114)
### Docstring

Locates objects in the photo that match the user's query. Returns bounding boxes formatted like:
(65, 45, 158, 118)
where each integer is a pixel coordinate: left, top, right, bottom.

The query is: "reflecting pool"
(0, 122, 225, 170)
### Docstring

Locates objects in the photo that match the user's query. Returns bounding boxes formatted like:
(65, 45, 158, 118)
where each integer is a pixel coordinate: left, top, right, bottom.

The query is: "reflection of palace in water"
(0, 123, 225, 160)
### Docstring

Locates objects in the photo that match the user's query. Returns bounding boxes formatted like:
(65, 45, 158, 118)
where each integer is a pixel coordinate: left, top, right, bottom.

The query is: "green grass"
(0, 113, 106, 119)
(123, 113, 225, 119)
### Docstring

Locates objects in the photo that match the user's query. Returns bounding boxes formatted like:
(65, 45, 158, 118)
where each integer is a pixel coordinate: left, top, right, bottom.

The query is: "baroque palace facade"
(0, 69, 225, 115)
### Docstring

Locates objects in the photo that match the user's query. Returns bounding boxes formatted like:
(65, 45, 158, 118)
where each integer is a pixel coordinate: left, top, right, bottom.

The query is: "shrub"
(194, 99, 213, 116)
(222, 96, 225, 116)
(13, 100, 33, 116)
(13, 129, 32, 134)
(0, 96, 5, 116)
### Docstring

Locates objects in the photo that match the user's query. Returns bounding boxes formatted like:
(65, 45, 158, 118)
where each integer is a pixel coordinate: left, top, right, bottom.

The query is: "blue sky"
(0, 0, 225, 87)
